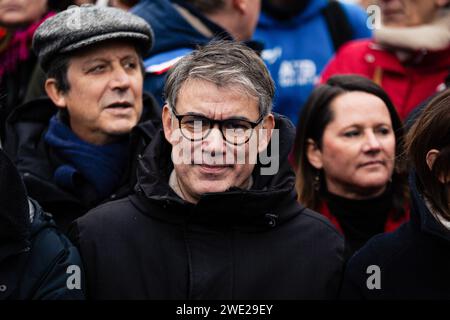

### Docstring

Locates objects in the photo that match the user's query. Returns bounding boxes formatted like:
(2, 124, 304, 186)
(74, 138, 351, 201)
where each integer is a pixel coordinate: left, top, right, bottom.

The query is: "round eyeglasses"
(171, 109, 265, 146)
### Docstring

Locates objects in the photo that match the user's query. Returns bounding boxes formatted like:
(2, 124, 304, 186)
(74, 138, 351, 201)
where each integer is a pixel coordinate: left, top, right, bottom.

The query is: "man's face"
(0, 0, 47, 28)
(162, 79, 274, 204)
(49, 41, 143, 145)
(379, 0, 448, 27)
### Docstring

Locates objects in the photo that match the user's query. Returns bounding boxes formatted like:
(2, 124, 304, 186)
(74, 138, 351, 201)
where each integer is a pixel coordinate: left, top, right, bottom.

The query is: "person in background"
(70, 41, 345, 300)
(131, 0, 262, 106)
(253, 0, 371, 125)
(0, 148, 84, 300)
(293, 75, 409, 256)
(3, 5, 161, 232)
(109, 0, 139, 10)
(405, 70, 450, 131)
(0, 0, 53, 142)
(343, 0, 377, 9)
(341, 89, 450, 299)
(321, 0, 450, 121)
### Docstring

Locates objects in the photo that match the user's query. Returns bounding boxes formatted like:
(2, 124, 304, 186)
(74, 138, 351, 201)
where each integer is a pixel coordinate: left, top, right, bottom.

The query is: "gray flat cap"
(33, 4, 153, 71)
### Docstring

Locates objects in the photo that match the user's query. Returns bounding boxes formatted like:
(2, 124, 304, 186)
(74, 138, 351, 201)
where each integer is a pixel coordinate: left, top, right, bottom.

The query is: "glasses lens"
(223, 119, 254, 145)
(180, 115, 210, 141)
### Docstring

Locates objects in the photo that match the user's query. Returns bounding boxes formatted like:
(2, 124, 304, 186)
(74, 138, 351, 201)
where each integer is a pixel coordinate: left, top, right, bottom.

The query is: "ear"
(232, 0, 246, 14)
(162, 104, 176, 144)
(426, 149, 449, 184)
(426, 149, 440, 171)
(306, 138, 323, 170)
(45, 79, 67, 109)
(257, 113, 275, 152)
(436, 0, 449, 8)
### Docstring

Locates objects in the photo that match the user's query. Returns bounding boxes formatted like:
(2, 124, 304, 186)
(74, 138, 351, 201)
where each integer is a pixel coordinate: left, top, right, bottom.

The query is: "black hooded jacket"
(3, 95, 161, 231)
(70, 114, 345, 299)
(0, 150, 84, 300)
(340, 173, 450, 299)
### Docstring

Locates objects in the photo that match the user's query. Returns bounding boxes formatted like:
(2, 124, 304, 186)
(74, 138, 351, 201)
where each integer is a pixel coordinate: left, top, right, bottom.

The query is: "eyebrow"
(82, 54, 137, 66)
(340, 123, 392, 130)
(181, 112, 252, 122)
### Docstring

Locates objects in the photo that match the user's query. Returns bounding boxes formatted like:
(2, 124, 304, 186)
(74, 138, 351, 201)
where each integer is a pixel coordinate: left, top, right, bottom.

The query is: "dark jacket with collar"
(69, 114, 345, 299)
(3, 94, 161, 232)
(0, 150, 84, 300)
(340, 174, 450, 299)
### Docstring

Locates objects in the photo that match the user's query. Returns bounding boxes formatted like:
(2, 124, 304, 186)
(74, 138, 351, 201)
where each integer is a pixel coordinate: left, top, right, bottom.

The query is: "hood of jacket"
(258, 0, 327, 29)
(132, 113, 303, 229)
(131, 0, 232, 56)
(409, 171, 450, 244)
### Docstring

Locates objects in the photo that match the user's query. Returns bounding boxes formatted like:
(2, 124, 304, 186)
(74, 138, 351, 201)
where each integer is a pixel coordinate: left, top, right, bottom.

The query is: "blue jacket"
(132, 0, 232, 106)
(254, 0, 371, 124)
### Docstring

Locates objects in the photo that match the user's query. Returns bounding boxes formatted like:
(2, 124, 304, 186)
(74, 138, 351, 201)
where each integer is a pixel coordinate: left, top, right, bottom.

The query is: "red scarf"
(0, 12, 54, 81)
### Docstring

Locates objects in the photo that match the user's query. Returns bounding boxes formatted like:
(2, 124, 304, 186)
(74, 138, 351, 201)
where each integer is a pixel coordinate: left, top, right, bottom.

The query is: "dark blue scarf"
(44, 115, 129, 200)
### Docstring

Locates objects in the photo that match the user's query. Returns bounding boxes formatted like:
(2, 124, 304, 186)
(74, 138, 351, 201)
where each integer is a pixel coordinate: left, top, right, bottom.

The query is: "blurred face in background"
(237, 0, 261, 41)
(307, 91, 396, 199)
(0, 0, 47, 28)
(379, 0, 449, 27)
(108, 0, 139, 11)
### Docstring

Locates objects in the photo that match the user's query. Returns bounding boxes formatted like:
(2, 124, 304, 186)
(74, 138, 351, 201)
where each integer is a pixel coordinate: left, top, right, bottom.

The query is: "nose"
(109, 66, 131, 91)
(362, 131, 382, 153)
(202, 124, 226, 157)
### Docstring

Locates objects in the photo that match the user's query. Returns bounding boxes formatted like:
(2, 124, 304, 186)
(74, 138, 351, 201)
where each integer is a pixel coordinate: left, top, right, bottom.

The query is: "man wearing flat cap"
(3, 5, 161, 232)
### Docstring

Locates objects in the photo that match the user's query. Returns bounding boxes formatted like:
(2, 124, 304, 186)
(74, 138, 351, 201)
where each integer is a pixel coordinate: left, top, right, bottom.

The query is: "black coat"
(340, 174, 450, 299)
(3, 95, 161, 231)
(0, 150, 84, 300)
(70, 115, 346, 299)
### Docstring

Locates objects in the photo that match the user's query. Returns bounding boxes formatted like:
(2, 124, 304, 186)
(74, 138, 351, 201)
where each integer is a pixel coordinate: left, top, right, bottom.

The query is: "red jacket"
(320, 39, 450, 120)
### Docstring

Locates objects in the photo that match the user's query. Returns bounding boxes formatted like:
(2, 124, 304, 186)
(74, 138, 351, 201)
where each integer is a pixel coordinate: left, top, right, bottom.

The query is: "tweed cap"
(33, 4, 153, 71)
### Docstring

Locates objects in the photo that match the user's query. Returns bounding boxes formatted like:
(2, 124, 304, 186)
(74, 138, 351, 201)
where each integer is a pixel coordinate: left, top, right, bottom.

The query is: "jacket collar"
(367, 39, 450, 73)
(132, 113, 303, 229)
(409, 172, 450, 243)
(374, 9, 450, 53)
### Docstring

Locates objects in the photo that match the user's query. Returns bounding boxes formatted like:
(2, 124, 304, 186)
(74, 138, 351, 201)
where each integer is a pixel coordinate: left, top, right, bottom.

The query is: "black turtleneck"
(325, 189, 394, 255)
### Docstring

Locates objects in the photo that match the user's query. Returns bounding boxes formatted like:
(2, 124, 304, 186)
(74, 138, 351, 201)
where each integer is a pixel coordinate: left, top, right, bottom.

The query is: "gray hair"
(164, 40, 275, 117)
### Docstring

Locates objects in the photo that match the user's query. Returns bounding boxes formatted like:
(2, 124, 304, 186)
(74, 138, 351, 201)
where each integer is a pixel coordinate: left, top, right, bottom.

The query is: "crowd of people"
(0, 0, 449, 300)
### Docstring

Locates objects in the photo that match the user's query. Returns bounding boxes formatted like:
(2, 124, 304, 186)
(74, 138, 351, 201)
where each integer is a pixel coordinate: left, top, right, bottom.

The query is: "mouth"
(105, 102, 133, 109)
(383, 9, 403, 16)
(197, 164, 233, 174)
(359, 160, 385, 168)
(1, 5, 22, 11)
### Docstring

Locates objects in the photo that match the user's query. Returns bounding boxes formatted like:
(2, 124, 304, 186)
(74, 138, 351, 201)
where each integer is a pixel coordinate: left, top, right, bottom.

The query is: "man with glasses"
(70, 41, 345, 299)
